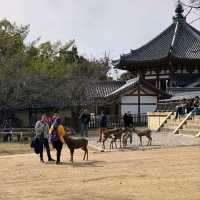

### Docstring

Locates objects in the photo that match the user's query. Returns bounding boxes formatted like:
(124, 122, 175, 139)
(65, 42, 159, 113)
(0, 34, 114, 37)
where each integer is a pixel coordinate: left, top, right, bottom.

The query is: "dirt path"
(0, 146, 200, 200)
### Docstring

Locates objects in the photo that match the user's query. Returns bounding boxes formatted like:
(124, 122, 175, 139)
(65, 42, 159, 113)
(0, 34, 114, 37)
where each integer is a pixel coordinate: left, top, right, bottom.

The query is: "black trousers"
(52, 140, 63, 163)
(40, 138, 52, 161)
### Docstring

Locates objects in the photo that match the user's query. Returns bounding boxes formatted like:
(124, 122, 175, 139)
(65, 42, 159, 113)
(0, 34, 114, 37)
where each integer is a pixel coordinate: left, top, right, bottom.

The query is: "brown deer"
(109, 128, 123, 149)
(64, 133, 88, 163)
(100, 128, 122, 149)
(121, 127, 133, 148)
(133, 128, 152, 146)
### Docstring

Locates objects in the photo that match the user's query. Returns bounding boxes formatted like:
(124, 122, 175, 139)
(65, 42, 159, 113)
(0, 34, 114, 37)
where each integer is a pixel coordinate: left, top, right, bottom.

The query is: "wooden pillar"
(165, 79, 168, 93)
(138, 84, 141, 124)
(156, 72, 160, 89)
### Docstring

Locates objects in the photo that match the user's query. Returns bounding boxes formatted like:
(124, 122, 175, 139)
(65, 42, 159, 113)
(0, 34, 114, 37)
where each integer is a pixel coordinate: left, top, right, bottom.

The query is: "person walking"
(3, 120, 12, 142)
(35, 114, 54, 163)
(98, 111, 107, 142)
(79, 109, 91, 137)
(50, 118, 65, 164)
(123, 111, 133, 144)
(123, 112, 129, 128)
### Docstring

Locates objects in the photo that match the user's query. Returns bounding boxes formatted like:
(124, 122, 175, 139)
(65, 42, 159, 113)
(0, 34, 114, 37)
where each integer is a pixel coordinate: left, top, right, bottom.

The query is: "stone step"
(181, 127, 199, 132)
(162, 125, 177, 130)
(165, 121, 180, 126)
(189, 119, 200, 123)
(193, 115, 200, 119)
(166, 122, 181, 126)
(167, 118, 183, 123)
(186, 120, 200, 125)
(159, 127, 174, 133)
(179, 129, 198, 136)
(183, 124, 200, 129)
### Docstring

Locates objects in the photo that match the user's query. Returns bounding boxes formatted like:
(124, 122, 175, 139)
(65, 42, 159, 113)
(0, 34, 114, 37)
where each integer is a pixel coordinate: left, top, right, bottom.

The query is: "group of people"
(34, 109, 91, 164)
(34, 113, 65, 164)
(175, 96, 200, 119)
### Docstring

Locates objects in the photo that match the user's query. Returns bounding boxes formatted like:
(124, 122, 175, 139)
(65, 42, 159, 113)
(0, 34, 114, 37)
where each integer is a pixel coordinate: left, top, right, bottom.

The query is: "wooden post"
(156, 72, 160, 89)
(165, 79, 168, 93)
(138, 83, 141, 125)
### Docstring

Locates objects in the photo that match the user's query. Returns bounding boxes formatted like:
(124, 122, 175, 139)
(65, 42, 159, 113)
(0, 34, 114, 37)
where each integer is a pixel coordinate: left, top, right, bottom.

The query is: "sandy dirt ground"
(0, 146, 200, 200)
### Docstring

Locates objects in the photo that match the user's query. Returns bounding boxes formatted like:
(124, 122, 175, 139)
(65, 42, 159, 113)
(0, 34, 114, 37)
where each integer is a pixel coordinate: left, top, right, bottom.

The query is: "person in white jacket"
(35, 114, 54, 163)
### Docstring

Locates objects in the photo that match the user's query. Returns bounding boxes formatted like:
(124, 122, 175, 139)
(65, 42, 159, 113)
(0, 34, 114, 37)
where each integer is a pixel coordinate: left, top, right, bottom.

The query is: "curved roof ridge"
(183, 21, 200, 40)
(187, 23, 200, 36)
(168, 21, 180, 56)
(130, 23, 175, 56)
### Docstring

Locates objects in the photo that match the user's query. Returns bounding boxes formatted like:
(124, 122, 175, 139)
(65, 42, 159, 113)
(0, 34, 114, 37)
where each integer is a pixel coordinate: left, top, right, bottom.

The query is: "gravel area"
(88, 132, 200, 151)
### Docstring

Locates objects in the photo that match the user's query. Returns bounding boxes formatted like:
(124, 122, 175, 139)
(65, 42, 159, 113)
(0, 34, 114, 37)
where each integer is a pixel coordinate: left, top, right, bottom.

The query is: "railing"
(89, 114, 147, 129)
(0, 131, 34, 142)
(64, 115, 147, 129)
(157, 102, 178, 112)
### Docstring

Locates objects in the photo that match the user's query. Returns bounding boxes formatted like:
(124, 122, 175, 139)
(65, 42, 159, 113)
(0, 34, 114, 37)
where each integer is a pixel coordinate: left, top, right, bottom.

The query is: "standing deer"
(133, 128, 152, 146)
(64, 134, 88, 163)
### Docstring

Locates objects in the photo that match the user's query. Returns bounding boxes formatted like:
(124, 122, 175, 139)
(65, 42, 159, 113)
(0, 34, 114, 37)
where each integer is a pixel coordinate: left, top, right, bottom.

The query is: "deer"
(121, 127, 133, 148)
(64, 133, 88, 163)
(109, 128, 123, 149)
(132, 128, 152, 146)
(100, 128, 122, 149)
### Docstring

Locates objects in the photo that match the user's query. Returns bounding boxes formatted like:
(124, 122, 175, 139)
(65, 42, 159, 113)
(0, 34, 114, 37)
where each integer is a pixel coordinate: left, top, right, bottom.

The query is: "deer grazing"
(100, 128, 122, 149)
(132, 128, 152, 146)
(64, 133, 88, 163)
(109, 128, 123, 149)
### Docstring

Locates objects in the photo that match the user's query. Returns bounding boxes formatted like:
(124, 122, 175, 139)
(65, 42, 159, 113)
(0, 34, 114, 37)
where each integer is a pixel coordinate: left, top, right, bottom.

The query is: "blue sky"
(0, 0, 199, 62)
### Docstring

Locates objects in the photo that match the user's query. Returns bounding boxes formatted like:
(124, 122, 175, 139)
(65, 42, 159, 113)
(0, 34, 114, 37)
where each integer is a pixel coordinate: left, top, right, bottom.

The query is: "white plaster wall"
(140, 96, 157, 103)
(121, 96, 157, 115)
(121, 96, 138, 104)
(121, 105, 138, 115)
(141, 105, 157, 114)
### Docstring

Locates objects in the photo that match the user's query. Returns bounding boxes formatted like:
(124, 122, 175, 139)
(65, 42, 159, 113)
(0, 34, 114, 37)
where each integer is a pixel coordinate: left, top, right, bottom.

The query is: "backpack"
(30, 136, 43, 154)
(50, 125, 59, 143)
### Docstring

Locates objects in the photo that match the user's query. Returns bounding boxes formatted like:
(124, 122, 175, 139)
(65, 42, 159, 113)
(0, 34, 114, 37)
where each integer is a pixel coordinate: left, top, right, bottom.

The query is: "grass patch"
(0, 142, 32, 156)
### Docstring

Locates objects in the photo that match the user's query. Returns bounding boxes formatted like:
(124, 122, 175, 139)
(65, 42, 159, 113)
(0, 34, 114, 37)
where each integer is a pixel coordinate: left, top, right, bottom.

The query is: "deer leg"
(102, 139, 106, 149)
(114, 139, 117, 149)
(110, 140, 112, 149)
(82, 147, 86, 160)
(86, 147, 88, 160)
(129, 133, 133, 144)
(70, 148, 74, 163)
(149, 137, 152, 146)
(139, 137, 142, 146)
(119, 138, 122, 148)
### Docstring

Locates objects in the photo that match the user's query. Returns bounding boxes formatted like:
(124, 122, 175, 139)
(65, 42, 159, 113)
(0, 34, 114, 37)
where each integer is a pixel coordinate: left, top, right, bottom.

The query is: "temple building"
(114, 2, 200, 94)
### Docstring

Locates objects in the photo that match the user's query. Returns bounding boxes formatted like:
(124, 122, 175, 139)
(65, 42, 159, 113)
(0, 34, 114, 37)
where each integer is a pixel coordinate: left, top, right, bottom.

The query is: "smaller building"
(104, 78, 168, 116)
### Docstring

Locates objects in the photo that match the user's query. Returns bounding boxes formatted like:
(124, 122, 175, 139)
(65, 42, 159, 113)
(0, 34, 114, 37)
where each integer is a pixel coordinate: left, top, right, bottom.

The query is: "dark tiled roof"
(105, 78, 139, 97)
(161, 89, 200, 102)
(86, 80, 125, 98)
(173, 74, 200, 87)
(115, 11, 200, 70)
(105, 78, 169, 99)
